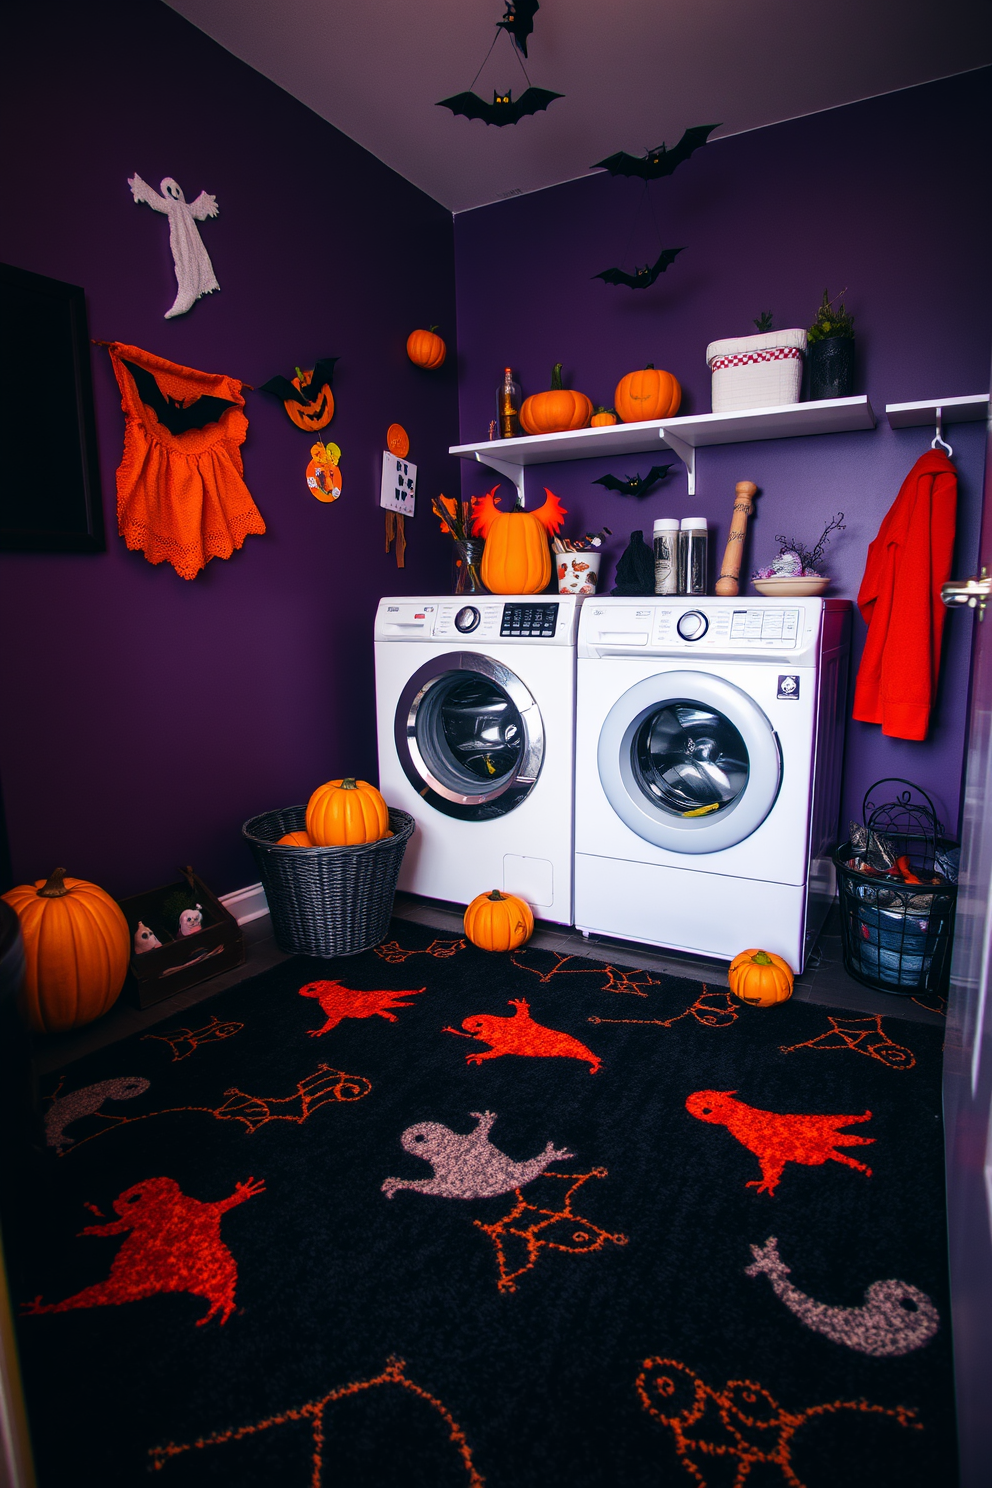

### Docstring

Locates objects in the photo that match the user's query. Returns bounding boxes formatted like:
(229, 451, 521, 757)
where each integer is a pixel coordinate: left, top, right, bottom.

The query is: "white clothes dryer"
(375, 595, 581, 923)
(573, 596, 850, 971)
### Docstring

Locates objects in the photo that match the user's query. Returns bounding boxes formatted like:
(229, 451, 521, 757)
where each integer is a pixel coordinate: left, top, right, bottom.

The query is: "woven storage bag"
(706, 328, 807, 413)
(243, 806, 414, 957)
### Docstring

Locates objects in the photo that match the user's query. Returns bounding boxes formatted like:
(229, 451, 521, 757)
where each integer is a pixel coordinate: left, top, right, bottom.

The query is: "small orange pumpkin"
(464, 889, 534, 951)
(614, 364, 682, 423)
(276, 830, 314, 847)
(306, 778, 389, 846)
(406, 327, 446, 370)
(727, 948, 794, 1007)
(285, 367, 335, 430)
(519, 364, 593, 434)
(471, 485, 567, 594)
(2, 867, 130, 1033)
(590, 407, 618, 427)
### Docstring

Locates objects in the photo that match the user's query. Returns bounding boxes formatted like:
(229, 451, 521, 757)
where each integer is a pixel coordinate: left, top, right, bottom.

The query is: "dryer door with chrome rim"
(597, 670, 781, 853)
(395, 652, 544, 820)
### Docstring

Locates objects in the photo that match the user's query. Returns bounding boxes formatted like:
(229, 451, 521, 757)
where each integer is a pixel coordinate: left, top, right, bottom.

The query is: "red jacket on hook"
(853, 448, 957, 741)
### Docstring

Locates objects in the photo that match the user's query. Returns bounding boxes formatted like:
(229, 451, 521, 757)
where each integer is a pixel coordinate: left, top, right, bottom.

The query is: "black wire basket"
(242, 805, 415, 958)
(833, 779, 958, 996)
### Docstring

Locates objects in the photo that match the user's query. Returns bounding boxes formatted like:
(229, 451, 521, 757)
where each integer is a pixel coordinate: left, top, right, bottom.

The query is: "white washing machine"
(573, 596, 851, 971)
(375, 595, 582, 923)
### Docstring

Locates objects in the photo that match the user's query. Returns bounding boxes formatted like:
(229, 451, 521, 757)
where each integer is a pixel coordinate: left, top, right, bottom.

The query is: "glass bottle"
(653, 518, 680, 594)
(497, 368, 521, 439)
(678, 518, 709, 595)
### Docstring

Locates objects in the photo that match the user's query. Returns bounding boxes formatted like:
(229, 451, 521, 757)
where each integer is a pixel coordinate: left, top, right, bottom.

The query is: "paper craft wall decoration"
(306, 442, 343, 503)
(380, 452, 417, 517)
(105, 341, 265, 580)
(129, 174, 220, 319)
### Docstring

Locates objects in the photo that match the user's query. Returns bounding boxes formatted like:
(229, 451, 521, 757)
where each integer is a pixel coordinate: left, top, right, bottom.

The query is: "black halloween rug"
(9, 923, 955, 1486)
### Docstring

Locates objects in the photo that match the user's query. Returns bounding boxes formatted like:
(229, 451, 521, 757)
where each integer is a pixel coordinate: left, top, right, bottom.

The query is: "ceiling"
(165, 0, 991, 214)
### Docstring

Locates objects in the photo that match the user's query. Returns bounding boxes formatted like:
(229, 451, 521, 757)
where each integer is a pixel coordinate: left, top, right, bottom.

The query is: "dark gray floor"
(34, 895, 945, 1077)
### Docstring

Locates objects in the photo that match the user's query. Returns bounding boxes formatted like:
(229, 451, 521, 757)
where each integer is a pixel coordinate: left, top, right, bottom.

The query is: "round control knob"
(677, 609, 708, 641)
(454, 605, 481, 634)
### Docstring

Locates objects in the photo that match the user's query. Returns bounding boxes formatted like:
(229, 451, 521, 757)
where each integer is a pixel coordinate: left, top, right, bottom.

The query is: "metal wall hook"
(931, 407, 954, 457)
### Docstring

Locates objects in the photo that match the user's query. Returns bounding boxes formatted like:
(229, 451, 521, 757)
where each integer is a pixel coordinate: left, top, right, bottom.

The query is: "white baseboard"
(220, 882, 270, 925)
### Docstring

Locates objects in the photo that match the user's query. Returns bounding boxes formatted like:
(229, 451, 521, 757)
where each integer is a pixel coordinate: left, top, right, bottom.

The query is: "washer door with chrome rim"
(396, 652, 544, 820)
(597, 671, 781, 853)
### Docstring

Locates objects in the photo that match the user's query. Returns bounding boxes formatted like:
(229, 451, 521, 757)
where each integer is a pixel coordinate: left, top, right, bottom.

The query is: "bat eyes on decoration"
(259, 358, 339, 430)
(122, 360, 237, 435)
(592, 123, 720, 179)
(437, 87, 562, 126)
(496, 0, 539, 56)
(438, 0, 561, 126)
(593, 465, 675, 499)
(595, 247, 685, 291)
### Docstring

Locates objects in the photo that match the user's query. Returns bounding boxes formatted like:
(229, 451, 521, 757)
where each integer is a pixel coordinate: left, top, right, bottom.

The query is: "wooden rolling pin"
(715, 481, 759, 596)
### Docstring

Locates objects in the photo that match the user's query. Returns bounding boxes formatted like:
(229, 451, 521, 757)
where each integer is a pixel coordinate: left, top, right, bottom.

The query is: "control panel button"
(676, 610, 709, 641)
(455, 606, 480, 633)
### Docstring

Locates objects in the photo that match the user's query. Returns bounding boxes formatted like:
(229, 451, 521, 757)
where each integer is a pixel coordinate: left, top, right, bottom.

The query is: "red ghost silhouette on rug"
(22, 1176, 264, 1326)
(686, 1090, 873, 1194)
(298, 980, 426, 1036)
(445, 998, 601, 1073)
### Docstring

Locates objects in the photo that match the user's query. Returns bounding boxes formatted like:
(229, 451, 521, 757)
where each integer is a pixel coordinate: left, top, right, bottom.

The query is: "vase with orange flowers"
(432, 493, 487, 594)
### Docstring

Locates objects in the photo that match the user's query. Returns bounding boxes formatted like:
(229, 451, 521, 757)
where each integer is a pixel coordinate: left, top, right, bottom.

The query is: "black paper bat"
(496, 0, 539, 56)
(437, 87, 563, 125)
(122, 360, 237, 435)
(592, 123, 720, 179)
(258, 357, 339, 406)
(594, 464, 675, 498)
(594, 246, 685, 290)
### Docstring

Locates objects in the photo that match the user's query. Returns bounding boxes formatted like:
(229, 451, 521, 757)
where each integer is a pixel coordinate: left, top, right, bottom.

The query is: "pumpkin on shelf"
(464, 889, 534, 952)
(406, 327, 446, 370)
(614, 364, 682, 424)
(306, 778, 390, 847)
(471, 485, 567, 595)
(590, 407, 618, 427)
(519, 364, 593, 435)
(2, 867, 130, 1034)
(276, 830, 314, 848)
(727, 948, 794, 1007)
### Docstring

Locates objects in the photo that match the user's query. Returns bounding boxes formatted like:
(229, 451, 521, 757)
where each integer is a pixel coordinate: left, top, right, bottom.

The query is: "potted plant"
(705, 311, 807, 414)
(806, 290, 855, 400)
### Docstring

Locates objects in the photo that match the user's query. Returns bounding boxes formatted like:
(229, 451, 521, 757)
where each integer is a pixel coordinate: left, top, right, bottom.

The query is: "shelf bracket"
(472, 450, 526, 507)
(659, 427, 696, 495)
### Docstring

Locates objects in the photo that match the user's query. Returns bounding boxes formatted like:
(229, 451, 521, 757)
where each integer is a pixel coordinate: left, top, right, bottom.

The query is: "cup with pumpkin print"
(557, 552, 601, 595)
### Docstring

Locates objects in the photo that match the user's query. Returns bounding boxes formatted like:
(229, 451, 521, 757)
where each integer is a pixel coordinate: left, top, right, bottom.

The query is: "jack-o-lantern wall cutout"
(306, 441, 343, 503)
(259, 356, 339, 430)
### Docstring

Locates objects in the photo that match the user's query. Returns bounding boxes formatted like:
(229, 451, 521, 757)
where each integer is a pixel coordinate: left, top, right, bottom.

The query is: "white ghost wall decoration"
(129, 173, 220, 319)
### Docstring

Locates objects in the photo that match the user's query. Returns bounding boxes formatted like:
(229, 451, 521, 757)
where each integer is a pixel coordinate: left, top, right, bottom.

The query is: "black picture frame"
(0, 262, 105, 553)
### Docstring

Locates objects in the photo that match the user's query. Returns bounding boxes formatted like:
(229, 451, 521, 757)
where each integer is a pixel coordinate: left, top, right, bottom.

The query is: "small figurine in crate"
(133, 921, 162, 955)
(178, 905, 204, 937)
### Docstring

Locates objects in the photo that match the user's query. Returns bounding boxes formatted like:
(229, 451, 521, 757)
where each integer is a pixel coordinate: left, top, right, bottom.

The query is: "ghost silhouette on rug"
(382, 1110, 573, 1199)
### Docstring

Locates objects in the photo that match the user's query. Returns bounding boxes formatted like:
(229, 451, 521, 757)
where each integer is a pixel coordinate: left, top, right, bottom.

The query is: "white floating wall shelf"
(451, 395, 876, 502)
(885, 394, 989, 429)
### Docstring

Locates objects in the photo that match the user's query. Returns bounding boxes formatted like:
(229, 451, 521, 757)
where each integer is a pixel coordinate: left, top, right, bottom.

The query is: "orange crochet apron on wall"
(107, 342, 266, 580)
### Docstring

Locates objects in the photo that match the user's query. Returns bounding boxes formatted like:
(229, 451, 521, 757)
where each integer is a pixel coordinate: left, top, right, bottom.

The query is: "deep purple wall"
(454, 70, 992, 838)
(0, 0, 460, 897)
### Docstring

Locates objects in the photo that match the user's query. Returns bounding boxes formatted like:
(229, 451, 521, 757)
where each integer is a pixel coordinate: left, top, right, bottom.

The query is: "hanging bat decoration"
(121, 360, 237, 435)
(437, 87, 562, 126)
(592, 123, 720, 179)
(496, 0, 539, 56)
(594, 246, 685, 290)
(259, 358, 339, 430)
(593, 464, 675, 499)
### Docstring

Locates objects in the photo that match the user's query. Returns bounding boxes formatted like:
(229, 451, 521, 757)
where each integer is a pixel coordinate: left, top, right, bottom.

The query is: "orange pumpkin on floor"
(464, 889, 534, 951)
(276, 831, 314, 848)
(614, 364, 682, 423)
(471, 485, 567, 594)
(2, 867, 130, 1033)
(306, 778, 389, 846)
(406, 327, 446, 370)
(727, 948, 794, 1007)
(519, 364, 593, 434)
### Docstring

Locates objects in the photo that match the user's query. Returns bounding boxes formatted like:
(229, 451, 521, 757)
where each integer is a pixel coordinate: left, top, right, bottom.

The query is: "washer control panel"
(500, 602, 558, 638)
(676, 609, 708, 641)
(375, 597, 580, 645)
(581, 600, 808, 655)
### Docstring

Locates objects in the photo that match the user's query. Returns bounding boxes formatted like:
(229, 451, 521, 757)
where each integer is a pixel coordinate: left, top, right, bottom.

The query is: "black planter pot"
(808, 336, 855, 400)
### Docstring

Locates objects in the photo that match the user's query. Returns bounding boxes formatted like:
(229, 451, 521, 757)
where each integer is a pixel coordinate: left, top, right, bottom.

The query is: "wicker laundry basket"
(243, 805, 415, 958)
(706, 328, 807, 412)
